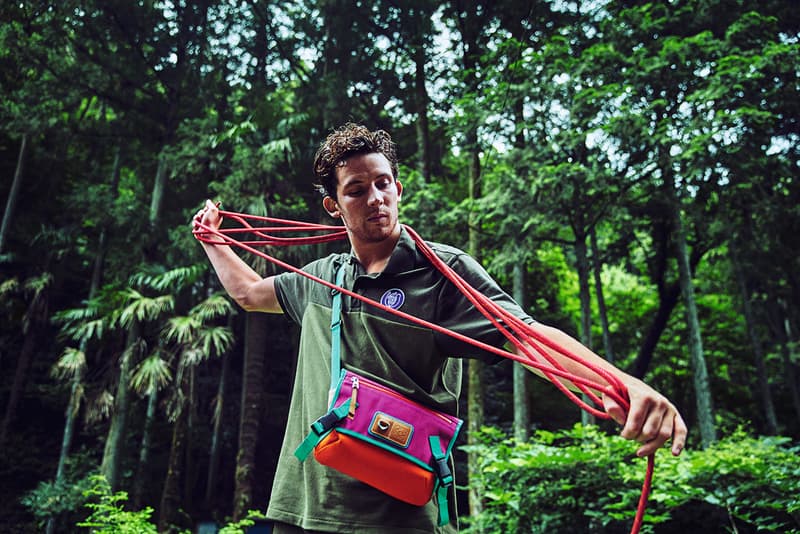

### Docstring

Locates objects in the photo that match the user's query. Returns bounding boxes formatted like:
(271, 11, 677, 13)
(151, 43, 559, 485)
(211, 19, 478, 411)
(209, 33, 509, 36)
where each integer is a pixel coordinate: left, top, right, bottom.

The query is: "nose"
(367, 183, 383, 206)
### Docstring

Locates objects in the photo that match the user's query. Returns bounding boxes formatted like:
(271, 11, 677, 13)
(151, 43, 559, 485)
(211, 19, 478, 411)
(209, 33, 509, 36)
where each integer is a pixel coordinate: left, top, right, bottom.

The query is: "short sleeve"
(273, 255, 343, 325)
(434, 252, 534, 362)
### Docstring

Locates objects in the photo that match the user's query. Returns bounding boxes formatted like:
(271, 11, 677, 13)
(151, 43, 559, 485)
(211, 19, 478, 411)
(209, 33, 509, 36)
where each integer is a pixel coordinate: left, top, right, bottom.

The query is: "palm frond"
(130, 264, 205, 292)
(182, 347, 206, 367)
(52, 305, 99, 325)
(85, 390, 114, 424)
(163, 315, 201, 345)
(51, 347, 87, 381)
(119, 291, 174, 327)
(190, 294, 235, 323)
(24, 272, 53, 295)
(197, 326, 234, 358)
(131, 353, 172, 395)
(74, 318, 108, 343)
(0, 277, 20, 298)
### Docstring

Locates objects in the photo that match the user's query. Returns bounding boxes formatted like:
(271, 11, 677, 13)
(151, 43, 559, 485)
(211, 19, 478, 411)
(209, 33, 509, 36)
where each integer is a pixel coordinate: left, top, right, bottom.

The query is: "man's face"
(324, 152, 403, 246)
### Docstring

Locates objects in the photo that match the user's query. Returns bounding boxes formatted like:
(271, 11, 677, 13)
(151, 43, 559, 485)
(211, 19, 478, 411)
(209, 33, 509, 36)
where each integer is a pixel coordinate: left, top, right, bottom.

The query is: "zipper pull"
(348, 376, 359, 418)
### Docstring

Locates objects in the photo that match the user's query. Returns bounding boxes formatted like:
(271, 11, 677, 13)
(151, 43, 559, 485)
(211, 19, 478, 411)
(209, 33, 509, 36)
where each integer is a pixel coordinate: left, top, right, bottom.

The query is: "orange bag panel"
(314, 430, 435, 506)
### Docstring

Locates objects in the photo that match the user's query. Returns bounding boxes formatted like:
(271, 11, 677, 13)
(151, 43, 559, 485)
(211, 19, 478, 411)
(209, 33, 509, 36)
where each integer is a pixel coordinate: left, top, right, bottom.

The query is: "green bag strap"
(295, 261, 348, 463)
(429, 435, 454, 526)
(294, 402, 351, 461)
(329, 261, 347, 395)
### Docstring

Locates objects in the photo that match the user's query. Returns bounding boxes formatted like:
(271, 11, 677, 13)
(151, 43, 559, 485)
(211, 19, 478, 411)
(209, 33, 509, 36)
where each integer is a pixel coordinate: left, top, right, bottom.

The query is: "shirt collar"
(348, 226, 419, 276)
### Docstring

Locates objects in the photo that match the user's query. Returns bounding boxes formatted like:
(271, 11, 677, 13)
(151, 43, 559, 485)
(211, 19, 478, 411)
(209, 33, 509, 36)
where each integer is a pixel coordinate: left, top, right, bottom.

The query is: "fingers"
(670, 412, 688, 456)
(605, 385, 687, 457)
(192, 199, 222, 228)
(192, 200, 224, 246)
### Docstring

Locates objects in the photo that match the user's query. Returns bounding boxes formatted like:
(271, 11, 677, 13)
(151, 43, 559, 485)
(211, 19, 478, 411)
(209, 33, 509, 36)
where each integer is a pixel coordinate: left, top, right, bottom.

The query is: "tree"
(0, 134, 27, 256)
(158, 293, 233, 529)
(446, 0, 498, 519)
(0, 273, 52, 446)
(101, 288, 174, 490)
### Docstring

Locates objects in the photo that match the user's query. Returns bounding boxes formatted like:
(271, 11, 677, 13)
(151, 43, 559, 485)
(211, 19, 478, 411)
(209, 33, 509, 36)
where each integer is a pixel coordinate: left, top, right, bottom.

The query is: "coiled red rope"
(194, 209, 654, 534)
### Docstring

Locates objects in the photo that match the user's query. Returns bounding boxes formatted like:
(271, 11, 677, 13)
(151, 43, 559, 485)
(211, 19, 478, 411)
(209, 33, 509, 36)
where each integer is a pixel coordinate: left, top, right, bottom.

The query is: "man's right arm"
(192, 200, 283, 314)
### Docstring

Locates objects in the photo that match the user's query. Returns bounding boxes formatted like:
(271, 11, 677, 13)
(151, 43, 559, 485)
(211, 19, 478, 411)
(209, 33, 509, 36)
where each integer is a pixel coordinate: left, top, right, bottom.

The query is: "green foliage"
(26, 471, 267, 534)
(217, 510, 268, 534)
(76, 475, 160, 534)
(21, 470, 97, 528)
(463, 426, 800, 534)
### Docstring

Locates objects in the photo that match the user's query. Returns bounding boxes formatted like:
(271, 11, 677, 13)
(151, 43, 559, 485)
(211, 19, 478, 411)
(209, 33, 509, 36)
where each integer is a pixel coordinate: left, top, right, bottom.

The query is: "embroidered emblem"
(380, 288, 405, 310)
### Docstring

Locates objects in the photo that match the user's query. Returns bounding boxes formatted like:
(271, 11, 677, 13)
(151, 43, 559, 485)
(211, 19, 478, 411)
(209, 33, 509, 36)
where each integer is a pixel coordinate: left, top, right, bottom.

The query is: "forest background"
(1, 0, 798, 533)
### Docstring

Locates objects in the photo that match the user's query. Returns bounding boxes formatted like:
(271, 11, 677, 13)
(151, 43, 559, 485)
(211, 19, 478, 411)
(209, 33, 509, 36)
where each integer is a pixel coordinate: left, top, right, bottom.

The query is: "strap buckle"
(433, 455, 453, 486)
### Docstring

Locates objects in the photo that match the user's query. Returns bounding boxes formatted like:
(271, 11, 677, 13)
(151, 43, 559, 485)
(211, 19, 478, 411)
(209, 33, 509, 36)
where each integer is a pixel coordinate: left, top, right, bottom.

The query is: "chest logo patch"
(380, 288, 405, 310)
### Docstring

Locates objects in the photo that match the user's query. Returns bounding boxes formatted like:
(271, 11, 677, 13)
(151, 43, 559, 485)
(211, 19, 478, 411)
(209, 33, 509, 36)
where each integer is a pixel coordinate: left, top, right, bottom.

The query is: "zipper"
(347, 373, 455, 425)
(348, 375, 359, 418)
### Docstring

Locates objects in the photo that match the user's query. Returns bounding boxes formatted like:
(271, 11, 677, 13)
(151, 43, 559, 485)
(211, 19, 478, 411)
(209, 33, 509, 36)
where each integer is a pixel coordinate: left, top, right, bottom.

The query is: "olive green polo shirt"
(266, 227, 533, 533)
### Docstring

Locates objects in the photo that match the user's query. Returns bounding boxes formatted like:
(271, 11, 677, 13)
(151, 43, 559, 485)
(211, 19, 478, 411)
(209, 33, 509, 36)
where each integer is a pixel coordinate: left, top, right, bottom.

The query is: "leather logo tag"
(369, 412, 413, 449)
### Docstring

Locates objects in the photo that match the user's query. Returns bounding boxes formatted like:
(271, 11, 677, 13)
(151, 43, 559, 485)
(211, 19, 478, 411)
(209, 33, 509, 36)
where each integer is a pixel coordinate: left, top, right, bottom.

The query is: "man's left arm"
(516, 322, 687, 458)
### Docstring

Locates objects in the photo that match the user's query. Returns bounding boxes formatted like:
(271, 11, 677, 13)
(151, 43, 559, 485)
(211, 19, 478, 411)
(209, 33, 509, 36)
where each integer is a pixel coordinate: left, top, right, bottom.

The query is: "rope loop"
(193, 210, 654, 533)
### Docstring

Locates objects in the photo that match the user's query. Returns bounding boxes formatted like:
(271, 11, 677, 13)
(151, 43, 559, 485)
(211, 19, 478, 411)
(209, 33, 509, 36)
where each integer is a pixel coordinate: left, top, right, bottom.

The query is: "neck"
(350, 227, 401, 274)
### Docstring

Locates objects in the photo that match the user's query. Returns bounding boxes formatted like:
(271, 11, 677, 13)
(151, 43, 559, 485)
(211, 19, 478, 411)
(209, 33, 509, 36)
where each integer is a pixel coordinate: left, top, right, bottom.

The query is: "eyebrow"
(341, 174, 391, 188)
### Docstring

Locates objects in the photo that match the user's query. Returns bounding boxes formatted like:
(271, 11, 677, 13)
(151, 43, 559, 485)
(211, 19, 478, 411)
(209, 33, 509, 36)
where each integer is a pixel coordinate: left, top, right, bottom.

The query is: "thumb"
(602, 393, 627, 427)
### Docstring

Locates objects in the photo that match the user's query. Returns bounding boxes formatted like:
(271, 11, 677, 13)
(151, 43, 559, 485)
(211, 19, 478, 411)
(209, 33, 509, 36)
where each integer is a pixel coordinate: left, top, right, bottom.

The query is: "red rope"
(193, 210, 655, 533)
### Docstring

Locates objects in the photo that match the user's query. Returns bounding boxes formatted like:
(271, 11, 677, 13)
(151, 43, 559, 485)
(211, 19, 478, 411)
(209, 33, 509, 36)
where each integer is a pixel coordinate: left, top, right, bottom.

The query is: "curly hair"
(312, 123, 398, 198)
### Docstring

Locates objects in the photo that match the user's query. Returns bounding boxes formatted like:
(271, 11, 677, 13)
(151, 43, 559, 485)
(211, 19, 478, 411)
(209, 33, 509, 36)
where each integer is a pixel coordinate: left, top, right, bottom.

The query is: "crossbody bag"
(294, 263, 463, 526)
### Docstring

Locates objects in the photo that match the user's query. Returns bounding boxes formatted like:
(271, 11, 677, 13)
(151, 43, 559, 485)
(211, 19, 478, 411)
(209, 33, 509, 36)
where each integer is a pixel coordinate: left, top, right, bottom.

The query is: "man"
(193, 123, 687, 533)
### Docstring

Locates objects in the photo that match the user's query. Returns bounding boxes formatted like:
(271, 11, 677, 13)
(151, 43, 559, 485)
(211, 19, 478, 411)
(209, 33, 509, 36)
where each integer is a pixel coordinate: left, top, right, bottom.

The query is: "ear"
(396, 180, 403, 201)
(322, 196, 340, 218)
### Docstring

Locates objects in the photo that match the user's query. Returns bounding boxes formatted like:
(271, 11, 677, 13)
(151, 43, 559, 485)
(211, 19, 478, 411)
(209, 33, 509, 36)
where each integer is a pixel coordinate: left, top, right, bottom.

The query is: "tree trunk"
(0, 283, 48, 447)
(771, 300, 800, 425)
(133, 388, 158, 509)
(466, 143, 485, 522)
(590, 228, 614, 364)
(456, 1, 487, 518)
(412, 14, 432, 182)
(44, 371, 82, 534)
(101, 322, 139, 490)
(233, 312, 268, 520)
(90, 145, 122, 295)
(730, 248, 778, 434)
(183, 366, 197, 517)
(148, 153, 168, 230)
(0, 325, 37, 447)
(574, 234, 596, 426)
(782, 314, 800, 425)
(512, 263, 530, 442)
(47, 145, 121, 529)
(671, 200, 717, 447)
(158, 388, 188, 532)
(205, 341, 230, 510)
(0, 133, 28, 255)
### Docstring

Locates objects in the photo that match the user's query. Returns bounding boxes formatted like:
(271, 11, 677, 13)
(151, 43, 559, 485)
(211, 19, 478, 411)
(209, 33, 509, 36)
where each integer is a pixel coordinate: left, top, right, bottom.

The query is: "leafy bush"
(66, 474, 264, 533)
(462, 425, 800, 533)
(77, 475, 159, 534)
(217, 510, 268, 534)
(21, 460, 99, 531)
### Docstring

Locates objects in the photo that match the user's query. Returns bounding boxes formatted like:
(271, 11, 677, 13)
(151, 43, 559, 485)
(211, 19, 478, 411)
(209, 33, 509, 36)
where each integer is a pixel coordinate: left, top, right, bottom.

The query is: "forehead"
(335, 152, 393, 186)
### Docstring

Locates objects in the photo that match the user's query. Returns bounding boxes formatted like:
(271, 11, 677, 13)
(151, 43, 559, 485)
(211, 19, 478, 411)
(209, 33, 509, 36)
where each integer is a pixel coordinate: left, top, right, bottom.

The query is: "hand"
(192, 199, 224, 242)
(603, 378, 687, 458)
